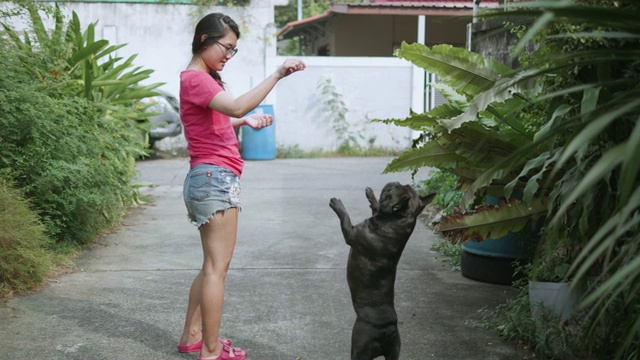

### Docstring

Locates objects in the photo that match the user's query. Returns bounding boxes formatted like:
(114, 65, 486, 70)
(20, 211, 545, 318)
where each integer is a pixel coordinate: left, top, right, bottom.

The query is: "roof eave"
(332, 6, 473, 16)
(276, 11, 333, 38)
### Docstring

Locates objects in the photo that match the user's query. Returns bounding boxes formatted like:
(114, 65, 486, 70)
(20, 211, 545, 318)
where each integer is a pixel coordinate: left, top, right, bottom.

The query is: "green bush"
(0, 2, 150, 248)
(419, 169, 463, 215)
(0, 40, 142, 246)
(472, 1, 640, 357)
(0, 176, 53, 298)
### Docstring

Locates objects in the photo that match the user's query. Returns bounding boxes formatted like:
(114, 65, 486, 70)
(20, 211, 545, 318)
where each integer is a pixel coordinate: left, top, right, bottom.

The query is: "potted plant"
(380, 43, 549, 285)
(383, 1, 640, 356)
(527, 236, 583, 321)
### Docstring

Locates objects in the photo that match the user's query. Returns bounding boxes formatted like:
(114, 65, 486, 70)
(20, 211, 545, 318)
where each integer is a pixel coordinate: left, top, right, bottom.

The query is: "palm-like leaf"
(385, 142, 472, 175)
(475, 1, 640, 357)
(386, 42, 544, 229)
(395, 43, 512, 97)
(388, 2, 640, 354)
(438, 197, 548, 242)
(445, 71, 539, 132)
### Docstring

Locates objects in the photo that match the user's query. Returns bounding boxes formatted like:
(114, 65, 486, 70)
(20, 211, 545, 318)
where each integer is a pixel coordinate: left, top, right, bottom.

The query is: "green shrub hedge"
(0, 2, 153, 298)
(0, 37, 143, 246)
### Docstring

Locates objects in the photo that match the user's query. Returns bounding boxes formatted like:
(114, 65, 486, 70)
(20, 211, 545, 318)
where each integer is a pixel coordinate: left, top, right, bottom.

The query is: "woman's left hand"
(276, 58, 306, 79)
(243, 113, 273, 129)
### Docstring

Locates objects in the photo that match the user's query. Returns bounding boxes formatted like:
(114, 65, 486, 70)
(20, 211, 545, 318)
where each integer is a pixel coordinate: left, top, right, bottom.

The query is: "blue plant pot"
(460, 196, 538, 285)
(462, 231, 531, 259)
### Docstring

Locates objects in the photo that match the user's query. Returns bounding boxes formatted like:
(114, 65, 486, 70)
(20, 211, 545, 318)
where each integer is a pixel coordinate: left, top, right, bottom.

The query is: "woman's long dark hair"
(191, 13, 240, 88)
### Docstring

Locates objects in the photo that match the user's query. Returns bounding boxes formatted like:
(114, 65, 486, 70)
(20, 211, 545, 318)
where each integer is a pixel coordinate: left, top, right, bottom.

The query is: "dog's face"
(378, 182, 434, 217)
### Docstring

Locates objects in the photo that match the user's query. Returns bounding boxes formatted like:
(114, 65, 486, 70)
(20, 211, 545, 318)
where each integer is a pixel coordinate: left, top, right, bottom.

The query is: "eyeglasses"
(215, 41, 238, 58)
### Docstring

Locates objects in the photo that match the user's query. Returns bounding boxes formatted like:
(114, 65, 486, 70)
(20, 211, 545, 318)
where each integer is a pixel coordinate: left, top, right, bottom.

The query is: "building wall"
(471, 17, 532, 68)
(267, 56, 416, 151)
(324, 14, 468, 56)
(5, 2, 434, 152)
(6, 1, 283, 100)
(334, 15, 395, 57)
(393, 15, 418, 49)
(304, 17, 335, 56)
(426, 15, 468, 48)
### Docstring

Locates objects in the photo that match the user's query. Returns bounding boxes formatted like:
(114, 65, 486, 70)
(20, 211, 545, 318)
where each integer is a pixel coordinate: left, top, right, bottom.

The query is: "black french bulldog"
(329, 182, 435, 360)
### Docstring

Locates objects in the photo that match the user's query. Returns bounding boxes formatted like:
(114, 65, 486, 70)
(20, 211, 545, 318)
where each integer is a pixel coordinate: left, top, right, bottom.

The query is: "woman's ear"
(200, 34, 208, 43)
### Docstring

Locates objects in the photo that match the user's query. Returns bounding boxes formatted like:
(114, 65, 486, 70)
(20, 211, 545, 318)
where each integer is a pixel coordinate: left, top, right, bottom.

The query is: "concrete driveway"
(0, 157, 528, 360)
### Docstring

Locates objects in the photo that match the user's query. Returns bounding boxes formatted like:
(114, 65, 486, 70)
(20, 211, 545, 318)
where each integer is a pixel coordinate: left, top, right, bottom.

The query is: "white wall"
(268, 56, 416, 151)
(4, 1, 421, 152)
(55, 2, 280, 98)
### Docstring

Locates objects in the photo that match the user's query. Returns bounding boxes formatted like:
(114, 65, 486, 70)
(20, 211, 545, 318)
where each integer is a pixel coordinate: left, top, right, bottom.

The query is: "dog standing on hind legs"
(329, 182, 435, 360)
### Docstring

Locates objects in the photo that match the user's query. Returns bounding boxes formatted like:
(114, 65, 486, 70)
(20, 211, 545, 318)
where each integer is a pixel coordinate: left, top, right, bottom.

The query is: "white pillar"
(410, 15, 426, 115)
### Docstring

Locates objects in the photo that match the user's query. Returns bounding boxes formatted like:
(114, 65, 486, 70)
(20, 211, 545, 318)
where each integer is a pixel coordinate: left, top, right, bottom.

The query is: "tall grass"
(0, 177, 53, 299)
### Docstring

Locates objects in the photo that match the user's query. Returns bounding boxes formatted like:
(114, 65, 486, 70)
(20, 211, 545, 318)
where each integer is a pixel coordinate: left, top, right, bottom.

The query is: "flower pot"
(528, 280, 582, 320)
(459, 195, 539, 285)
(461, 233, 531, 285)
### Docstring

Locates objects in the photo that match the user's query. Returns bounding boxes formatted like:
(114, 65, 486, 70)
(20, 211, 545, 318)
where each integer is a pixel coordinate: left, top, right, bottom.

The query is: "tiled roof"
(372, 0, 497, 2)
(278, 0, 499, 39)
(331, 0, 499, 14)
(334, 0, 500, 11)
(371, 0, 498, 4)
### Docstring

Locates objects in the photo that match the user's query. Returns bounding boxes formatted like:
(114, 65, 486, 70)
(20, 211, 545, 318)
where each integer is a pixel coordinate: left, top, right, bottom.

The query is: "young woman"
(176, 13, 305, 360)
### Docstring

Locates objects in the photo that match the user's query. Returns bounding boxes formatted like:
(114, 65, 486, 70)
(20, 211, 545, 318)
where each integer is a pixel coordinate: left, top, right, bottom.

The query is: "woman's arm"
(230, 117, 244, 128)
(231, 113, 273, 129)
(208, 58, 305, 118)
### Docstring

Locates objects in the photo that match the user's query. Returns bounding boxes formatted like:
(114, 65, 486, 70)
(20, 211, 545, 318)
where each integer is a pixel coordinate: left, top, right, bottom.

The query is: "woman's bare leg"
(179, 270, 204, 346)
(198, 208, 239, 358)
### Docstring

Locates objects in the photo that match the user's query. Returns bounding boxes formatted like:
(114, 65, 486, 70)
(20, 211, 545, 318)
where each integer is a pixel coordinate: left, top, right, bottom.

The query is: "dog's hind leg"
(383, 329, 401, 360)
(351, 318, 381, 360)
(365, 187, 379, 216)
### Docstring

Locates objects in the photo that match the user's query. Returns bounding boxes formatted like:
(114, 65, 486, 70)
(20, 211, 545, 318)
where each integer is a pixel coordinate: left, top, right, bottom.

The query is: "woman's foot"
(177, 339, 202, 353)
(177, 337, 232, 353)
(198, 344, 247, 360)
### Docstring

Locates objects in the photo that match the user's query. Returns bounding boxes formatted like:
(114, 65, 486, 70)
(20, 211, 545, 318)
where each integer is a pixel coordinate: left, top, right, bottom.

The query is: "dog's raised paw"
(329, 198, 345, 213)
(365, 187, 374, 196)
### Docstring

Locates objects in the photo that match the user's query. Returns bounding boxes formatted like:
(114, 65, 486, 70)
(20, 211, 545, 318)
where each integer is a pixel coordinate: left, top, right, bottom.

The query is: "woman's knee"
(202, 259, 231, 277)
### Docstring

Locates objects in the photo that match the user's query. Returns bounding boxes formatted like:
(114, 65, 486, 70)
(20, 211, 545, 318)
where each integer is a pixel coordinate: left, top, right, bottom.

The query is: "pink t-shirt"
(180, 70, 243, 176)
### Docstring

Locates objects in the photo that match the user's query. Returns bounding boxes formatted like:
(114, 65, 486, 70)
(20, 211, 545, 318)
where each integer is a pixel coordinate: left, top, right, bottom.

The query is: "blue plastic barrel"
(241, 104, 276, 160)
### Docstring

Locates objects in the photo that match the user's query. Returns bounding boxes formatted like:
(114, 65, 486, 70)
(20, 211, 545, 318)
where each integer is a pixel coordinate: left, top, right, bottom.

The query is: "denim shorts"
(183, 164, 241, 228)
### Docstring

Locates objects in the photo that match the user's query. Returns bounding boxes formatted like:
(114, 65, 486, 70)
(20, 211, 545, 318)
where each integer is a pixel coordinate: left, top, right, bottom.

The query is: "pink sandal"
(177, 337, 232, 353)
(197, 344, 247, 360)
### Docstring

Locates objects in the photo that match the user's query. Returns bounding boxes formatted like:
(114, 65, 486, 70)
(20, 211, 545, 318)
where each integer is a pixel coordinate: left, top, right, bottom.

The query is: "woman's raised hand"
(276, 58, 306, 79)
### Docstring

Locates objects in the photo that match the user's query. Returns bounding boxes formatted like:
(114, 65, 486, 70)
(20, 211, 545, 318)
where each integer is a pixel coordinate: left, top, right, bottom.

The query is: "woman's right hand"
(243, 113, 273, 129)
(276, 58, 306, 79)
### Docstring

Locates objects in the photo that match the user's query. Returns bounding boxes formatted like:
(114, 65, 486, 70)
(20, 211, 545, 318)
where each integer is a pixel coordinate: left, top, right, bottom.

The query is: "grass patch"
(431, 240, 462, 270)
(276, 144, 403, 158)
(0, 176, 54, 300)
(476, 277, 587, 359)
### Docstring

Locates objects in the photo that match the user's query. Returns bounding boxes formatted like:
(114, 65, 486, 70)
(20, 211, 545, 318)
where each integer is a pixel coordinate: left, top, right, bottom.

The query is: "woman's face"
(200, 30, 238, 72)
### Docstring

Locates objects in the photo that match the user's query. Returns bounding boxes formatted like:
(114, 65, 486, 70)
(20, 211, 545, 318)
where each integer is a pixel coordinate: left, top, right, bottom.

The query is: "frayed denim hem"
(189, 204, 242, 229)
